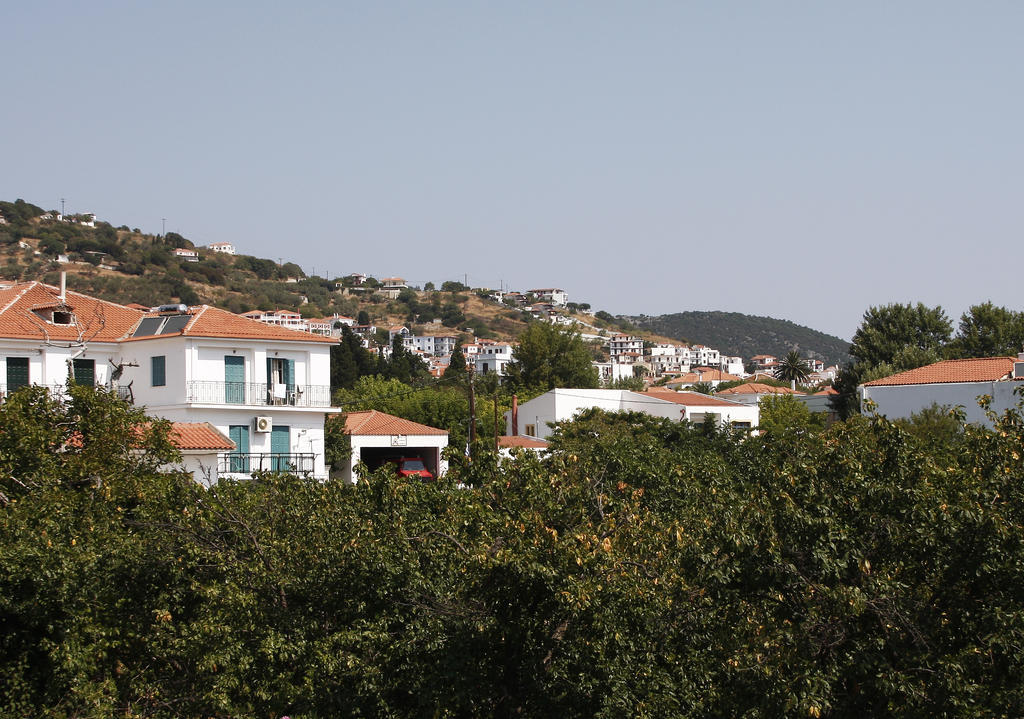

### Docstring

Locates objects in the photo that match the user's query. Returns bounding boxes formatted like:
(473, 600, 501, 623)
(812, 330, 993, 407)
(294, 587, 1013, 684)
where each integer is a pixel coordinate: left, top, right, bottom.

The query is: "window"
(72, 358, 95, 386)
(151, 356, 166, 386)
(6, 357, 29, 393)
(525, 423, 536, 437)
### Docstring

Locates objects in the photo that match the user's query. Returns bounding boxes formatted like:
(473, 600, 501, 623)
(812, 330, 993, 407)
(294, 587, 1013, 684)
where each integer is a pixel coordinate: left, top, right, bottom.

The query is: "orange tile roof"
(639, 390, 742, 407)
(0, 281, 144, 342)
(168, 422, 235, 450)
(341, 410, 448, 436)
(498, 435, 550, 449)
(126, 305, 336, 343)
(862, 357, 1016, 387)
(716, 383, 803, 396)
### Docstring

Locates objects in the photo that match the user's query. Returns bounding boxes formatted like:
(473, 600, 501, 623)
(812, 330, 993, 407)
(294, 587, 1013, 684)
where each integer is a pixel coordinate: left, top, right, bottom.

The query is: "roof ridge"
(0, 282, 36, 317)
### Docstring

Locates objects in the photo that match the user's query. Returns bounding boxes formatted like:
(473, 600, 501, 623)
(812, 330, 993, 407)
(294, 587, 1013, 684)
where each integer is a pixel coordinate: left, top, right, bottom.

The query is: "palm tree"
(775, 350, 811, 384)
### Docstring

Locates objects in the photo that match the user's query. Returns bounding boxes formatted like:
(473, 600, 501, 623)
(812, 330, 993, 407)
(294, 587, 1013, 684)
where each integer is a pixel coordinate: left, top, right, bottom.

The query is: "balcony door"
(271, 425, 290, 472)
(266, 357, 295, 404)
(228, 424, 250, 473)
(224, 356, 245, 404)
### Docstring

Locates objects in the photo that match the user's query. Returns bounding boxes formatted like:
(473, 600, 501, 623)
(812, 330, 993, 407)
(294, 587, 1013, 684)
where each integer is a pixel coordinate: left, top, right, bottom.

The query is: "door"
(72, 358, 95, 386)
(228, 424, 250, 473)
(266, 358, 296, 404)
(6, 357, 29, 394)
(224, 356, 245, 404)
(271, 425, 290, 472)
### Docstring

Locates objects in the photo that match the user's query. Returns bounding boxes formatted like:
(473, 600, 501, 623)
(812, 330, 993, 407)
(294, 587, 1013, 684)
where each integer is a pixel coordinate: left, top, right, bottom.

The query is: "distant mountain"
(625, 311, 851, 366)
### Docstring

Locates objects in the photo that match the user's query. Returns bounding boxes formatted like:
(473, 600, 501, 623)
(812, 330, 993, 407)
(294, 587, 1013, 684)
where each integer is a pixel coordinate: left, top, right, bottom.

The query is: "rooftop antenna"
(162, 218, 166, 235)
(60, 198, 65, 217)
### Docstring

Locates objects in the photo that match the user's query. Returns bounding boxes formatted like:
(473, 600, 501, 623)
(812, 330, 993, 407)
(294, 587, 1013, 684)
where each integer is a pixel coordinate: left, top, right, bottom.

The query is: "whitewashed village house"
(0, 279, 339, 483)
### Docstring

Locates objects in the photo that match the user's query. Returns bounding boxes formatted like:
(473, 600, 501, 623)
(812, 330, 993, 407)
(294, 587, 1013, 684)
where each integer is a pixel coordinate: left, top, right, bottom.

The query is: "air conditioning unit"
(253, 415, 272, 433)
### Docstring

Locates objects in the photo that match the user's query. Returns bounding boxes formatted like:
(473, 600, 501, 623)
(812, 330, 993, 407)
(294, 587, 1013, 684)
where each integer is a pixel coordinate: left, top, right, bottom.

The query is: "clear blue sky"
(4, 2, 1023, 340)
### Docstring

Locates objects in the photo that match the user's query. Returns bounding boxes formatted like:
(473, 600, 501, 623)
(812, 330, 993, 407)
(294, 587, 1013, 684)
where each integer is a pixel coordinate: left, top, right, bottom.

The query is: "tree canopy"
(6, 385, 1024, 715)
(503, 323, 599, 392)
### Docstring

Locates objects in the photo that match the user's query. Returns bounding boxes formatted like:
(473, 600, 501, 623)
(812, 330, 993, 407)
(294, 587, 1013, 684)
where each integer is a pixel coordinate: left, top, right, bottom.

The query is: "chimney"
(59, 271, 66, 302)
(511, 394, 519, 436)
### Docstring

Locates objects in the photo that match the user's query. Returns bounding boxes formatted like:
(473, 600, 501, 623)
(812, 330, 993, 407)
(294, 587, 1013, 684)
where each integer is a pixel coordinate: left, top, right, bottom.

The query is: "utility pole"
(467, 365, 477, 456)
(162, 218, 166, 236)
(60, 198, 65, 217)
(493, 381, 499, 453)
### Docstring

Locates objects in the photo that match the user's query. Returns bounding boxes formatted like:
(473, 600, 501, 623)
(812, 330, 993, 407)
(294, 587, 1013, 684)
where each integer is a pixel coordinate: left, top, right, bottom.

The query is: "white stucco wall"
(861, 380, 1022, 426)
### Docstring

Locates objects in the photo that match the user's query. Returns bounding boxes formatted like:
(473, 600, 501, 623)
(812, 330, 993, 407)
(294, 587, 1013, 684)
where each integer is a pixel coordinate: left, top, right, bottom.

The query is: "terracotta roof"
(126, 305, 335, 343)
(862, 357, 1016, 387)
(639, 390, 742, 407)
(498, 435, 550, 449)
(168, 422, 235, 450)
(0, 281, 144, 342)
(814, 387, 838, 395)
(340, 410, 448, 436)
(717, 383, 803, 396)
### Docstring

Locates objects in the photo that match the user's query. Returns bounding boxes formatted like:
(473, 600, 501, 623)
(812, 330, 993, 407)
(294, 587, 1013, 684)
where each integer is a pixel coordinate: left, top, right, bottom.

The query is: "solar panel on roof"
(132, 317, 163, 337)
(159, 314, 191, 335)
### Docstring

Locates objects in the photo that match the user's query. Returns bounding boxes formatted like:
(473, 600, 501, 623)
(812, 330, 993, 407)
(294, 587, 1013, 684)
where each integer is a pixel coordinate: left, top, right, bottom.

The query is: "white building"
(529, 288, 569, 306)
(691, 345, 721, 368)
(505, 388, 758, 440)
(720, 355, 744, 376)
(0, 280, 340, 481)
(380, 278, 408, 299)
(337, 410, 448, 483)
(405, 334, 459, 357)
(241, 309, 309, 332)
(860, 356, 1022, 426)
(593, 361, 636, 385)
(608, 335, 644, 360)
(206, 242, 236, 255)
(172, 248, 199, 262)
(475, 341, 514, 377)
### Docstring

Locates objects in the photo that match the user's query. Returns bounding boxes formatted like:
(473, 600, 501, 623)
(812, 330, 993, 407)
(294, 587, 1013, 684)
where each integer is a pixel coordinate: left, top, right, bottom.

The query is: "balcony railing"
(185, 382, 332, 407)
(218, 453, 316, 475)
(0, 383, 129, 401)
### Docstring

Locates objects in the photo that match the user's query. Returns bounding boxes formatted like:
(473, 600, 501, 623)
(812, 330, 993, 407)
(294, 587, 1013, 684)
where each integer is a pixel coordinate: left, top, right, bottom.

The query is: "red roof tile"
(0, 282, 143, 342)
(716, 383, 803, 396)
(862, 357, 1015, 387)
(341, 410, 448, 436)
(168, 422, 235, 450)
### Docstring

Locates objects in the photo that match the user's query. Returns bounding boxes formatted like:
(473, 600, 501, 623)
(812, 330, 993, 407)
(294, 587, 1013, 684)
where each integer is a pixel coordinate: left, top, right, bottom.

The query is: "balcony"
(185, 382, 332, 407)
(218, 453, 315, 475)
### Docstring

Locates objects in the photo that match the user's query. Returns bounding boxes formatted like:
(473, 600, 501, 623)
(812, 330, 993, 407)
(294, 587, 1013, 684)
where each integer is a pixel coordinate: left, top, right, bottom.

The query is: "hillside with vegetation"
(626, 310, 852, 366)
(1, 198, 847, 358)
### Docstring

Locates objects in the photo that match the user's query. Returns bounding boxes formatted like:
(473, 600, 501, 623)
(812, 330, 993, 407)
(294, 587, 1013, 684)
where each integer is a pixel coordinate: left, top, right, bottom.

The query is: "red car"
(394, 457, 434, 481)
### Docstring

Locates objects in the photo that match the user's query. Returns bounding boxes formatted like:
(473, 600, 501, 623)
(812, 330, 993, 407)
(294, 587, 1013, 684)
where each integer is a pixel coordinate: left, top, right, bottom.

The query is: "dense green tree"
(774, 349, 811, 383)
(945, 302, 1024, 359)
(445, 339, 468, 386)
(504, 323, 599, 392)
(441, 280, 469, 292)
(850, 302, 952, 373)
(357, 309, 370, 326)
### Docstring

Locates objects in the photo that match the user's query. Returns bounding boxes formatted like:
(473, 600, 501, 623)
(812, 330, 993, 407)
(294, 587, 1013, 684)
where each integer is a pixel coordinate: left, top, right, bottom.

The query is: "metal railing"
(185, 382, 332, 407)
(218, 453, 316, 475)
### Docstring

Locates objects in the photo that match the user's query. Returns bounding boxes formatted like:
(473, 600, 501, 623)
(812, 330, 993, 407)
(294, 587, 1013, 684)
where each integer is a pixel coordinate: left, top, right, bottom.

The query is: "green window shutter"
(73, 358, 95, 386)
(224, 356, 245, 404)
(151, 356, 166, 386)
(271, 425, 290, 471)
(6, 357, 29, 393)
(285, 359, 295, 393)
(228, 424, 250, 472)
